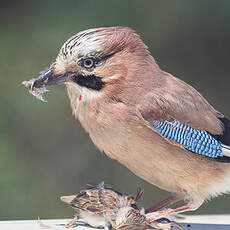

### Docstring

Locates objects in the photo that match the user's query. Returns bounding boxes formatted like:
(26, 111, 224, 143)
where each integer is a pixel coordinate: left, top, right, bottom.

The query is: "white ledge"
(0, 215, 230, 230)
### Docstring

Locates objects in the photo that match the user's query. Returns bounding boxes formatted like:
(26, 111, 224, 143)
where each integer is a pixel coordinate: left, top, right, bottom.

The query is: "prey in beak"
(22, 67, 71, 102)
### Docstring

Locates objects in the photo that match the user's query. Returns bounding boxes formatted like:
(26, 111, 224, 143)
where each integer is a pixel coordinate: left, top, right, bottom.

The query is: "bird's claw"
(64, 219, 78, 228)
(146, 211, 166, 222)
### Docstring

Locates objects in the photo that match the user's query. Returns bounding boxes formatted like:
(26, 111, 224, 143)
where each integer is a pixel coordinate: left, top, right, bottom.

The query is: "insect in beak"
(22, 67, 71, 102)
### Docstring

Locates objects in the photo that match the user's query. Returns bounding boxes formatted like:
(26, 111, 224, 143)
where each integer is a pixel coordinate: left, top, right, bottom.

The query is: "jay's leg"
(146, 199, 203, 223)
(146, 195, 181, 213)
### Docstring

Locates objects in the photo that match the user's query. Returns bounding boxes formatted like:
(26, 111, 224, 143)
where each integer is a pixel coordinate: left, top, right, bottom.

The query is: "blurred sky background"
(1, 0, 230, 220)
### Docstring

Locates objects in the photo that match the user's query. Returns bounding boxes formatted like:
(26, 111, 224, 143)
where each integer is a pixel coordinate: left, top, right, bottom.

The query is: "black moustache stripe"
(72, 74, 105, 91)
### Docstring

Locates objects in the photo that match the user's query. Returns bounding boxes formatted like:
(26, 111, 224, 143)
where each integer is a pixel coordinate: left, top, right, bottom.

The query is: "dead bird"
(60, 182, 143, 228)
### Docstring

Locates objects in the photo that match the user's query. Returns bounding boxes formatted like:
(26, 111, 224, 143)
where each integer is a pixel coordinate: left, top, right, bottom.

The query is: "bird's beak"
(22, 66, 73, 102)
(60, 195, 76, 204)
(32, 68, 71, 89)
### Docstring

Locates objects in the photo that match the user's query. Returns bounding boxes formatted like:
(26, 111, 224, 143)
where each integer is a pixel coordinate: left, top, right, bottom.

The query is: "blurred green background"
(1, 0, 230, 220)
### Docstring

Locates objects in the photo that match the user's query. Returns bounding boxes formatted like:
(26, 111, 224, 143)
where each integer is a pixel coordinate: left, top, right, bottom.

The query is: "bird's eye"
(82, 58, 95, 69)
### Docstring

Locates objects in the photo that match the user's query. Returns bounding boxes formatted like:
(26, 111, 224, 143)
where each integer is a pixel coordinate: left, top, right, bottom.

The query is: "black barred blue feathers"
(151, 120, 223, 158)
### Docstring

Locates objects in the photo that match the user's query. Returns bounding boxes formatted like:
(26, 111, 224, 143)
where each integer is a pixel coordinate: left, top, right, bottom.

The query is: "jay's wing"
(138, 73, 230, 159)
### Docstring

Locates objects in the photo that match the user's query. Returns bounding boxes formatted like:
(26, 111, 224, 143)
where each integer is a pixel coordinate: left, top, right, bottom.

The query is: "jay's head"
(32, 27, 156, 101)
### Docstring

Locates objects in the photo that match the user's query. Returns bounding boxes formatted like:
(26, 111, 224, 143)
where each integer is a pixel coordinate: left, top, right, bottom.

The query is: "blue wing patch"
(151, 120, 223, 158)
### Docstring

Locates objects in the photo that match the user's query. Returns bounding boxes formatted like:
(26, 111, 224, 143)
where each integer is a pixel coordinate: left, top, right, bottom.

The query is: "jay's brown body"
(23, 27, 230, 220)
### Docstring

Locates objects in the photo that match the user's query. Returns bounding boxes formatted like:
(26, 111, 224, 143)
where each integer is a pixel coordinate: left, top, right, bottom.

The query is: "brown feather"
(137, 71, 224, 135)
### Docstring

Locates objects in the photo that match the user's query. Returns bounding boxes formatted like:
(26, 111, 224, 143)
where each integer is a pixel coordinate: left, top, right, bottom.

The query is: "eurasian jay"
(23, 27, 230, 222)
